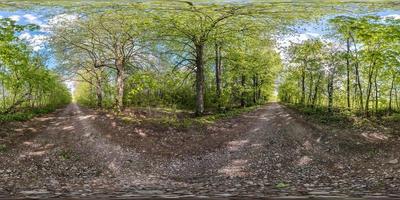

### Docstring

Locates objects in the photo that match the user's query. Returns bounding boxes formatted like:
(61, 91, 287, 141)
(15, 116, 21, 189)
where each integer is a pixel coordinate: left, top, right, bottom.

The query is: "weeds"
(0, 144, 7, 152)
(276, 182, 289, 188)
(0, 107, 57, 122)
(59, 149, 72, 160)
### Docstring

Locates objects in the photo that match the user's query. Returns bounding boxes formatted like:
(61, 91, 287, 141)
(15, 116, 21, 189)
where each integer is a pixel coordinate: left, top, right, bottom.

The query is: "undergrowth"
(0, 107, 58, 122)
(119, 105, 260, 129)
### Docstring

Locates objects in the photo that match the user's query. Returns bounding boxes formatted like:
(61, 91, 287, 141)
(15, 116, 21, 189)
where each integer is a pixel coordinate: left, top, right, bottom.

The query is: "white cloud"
(383, 14, 400, 20)
(50, 13, 78, 24)
(23, 14, 37, 22)
(41, 13, 79, 32)
(9, 15, 21, 22)
(19, 32, 32, 40)
(19, 32, 47, 51)
(23, 13, 43, 25)
(277, 32, 320, 49)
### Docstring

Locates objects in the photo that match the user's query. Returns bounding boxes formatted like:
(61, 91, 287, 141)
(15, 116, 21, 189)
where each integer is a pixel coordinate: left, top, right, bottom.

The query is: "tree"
(0, 18, 70, 114)
(51, 8, 152, 111)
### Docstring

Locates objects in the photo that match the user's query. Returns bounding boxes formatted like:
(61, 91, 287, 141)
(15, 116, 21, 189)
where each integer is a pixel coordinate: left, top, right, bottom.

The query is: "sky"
(0, 7, 399, 92)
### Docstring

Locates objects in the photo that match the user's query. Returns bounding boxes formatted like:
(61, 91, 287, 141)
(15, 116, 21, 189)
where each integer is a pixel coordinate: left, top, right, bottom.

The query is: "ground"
(0, 103, 400, 199)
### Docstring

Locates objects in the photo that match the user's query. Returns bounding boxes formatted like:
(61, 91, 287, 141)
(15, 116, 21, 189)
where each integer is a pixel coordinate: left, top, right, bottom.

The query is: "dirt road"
(0, 103, 399, 199)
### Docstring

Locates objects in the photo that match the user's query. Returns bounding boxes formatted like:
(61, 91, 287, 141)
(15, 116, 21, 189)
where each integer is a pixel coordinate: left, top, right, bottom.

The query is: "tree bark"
(311, 73, 321, 108)
(301, 65, 306, 105)
(241, 74, 246, 107)
(115, 58, 125, 112)
(351, 35, 363, 111)
(395, 87, 399, 111)
(346, 37, 351, 109)
(365, 61, 375, 115)
(96, 84, 103, 109)
(1, 79, 6, 110)
(195, 43, 205, 116)
(389, 74, 395, 112)
(374, 68, 379, 114)
(214, 43, 222, 109)
(253, 74, 258, 104)
(308, 73, 314, 106)
(327, 72, 334, 112)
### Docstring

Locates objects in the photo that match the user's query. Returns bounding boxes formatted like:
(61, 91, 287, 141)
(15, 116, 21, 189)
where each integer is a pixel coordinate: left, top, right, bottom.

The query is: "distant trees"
(279, 15, 400, 116)
(0, 18, 70, 115)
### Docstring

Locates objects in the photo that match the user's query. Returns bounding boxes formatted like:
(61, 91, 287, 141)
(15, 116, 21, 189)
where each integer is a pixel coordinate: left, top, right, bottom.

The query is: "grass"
(287, 103, 353, 126)
(119, 105, 261, 129)
(286, 103, 400, 135)
(382, 113, 400, 122)
(276, 182, 289, 189)
(0, 144, 7, 153)
(59, 149, 72, 160)
(0, 107, 58, 123)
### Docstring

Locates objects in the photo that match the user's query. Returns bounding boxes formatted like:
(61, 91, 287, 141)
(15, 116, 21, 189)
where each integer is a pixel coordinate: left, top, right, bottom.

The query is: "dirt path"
(0, 103, 399, 199)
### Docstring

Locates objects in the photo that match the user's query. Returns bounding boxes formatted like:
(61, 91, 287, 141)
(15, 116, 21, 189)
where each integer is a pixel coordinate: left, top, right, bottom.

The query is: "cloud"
(23, 13, 43, 25)
(50, 13, 78, 24)
(19, 32, 48, 51)
(41, 13, 78, 32)
(383, 14, 400, 20)
(9, 15, 21, 22)
(277, 32, 321, 48)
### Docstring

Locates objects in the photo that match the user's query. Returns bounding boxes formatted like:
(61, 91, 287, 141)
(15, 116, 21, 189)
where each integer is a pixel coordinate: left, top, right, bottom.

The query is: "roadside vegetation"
(278, 15, 400, 134)
(0, 19, 70, 122)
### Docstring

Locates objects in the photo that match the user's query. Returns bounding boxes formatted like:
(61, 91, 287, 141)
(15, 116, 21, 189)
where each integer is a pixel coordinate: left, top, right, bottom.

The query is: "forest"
(0, 1, 398, 119)
(0, 1, 400, 198)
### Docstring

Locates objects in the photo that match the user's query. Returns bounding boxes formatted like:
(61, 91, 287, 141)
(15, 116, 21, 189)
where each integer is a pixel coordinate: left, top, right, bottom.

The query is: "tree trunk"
(241, 74, 246, 107)
(327, 74, 334, 112)
(396, 87, 399, 111)
(195, 43, 205, 116)
(301, 66, 306, 105)
(214, 43, 222, 109)
(1, 79, 6, 110)
(253, 74, 258, 104)
(389, 74, 395, 112)
(311, 73, 321, 108)
(365, 62, 375, 115)
(96, 84, 103, 109)
(346, 37, 351, 109)
(374, 68, 379, 114)
(115, 58, 125, 112)
(308, 73, 314, 106)
(351, 35, 363, 111)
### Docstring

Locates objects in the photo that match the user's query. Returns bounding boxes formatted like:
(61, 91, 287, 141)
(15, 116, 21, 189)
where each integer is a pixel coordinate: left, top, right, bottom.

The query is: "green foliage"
(0, 18, 71, 120)
(0, 144, 7, 152)
(279, 15, 400, 119)
(59, 149, 72, 160)
(276, 182, 289, 189)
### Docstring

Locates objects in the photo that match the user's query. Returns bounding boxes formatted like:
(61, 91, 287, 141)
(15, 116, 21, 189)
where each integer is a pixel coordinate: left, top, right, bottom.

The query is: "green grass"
(0, 144, 7, 153)
(382, 113, 400, 122)
(0, 107, 58, 123)
(287, 104, 353, 126)
(59, 149, 72, 160)
(286, 103, 400, 135)
(119, 105, 260, 129)
(276, 182, 289, 189)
